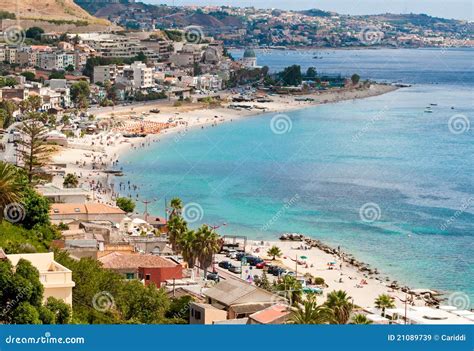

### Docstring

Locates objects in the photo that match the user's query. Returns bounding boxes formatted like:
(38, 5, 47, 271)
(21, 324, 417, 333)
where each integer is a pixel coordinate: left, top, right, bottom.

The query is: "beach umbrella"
(300, 255, 308, 260)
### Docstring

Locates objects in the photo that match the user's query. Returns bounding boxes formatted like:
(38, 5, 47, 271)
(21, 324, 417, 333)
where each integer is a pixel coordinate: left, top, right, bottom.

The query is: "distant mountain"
(0, 0, 110, 25)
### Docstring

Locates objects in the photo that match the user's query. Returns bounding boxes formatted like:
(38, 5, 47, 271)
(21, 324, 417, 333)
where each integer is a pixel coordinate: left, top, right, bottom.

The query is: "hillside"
(0, 0, 110, 25)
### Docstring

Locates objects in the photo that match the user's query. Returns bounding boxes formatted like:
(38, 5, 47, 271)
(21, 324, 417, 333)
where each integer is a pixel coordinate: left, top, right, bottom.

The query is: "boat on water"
(424, 109, 433, 113)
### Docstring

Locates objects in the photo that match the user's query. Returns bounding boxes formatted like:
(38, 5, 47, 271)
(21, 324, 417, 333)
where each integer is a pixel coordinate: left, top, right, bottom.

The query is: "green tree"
(178, 229, 197, 269)
(267, 245, 282, 260)
(116, 197, 135, 213)
(22, 187, 51, 229)
(289, 294, 335, 324)
(374, 294, 395, 317)
(324, 290, 353, 324)
(70, 81, 90, 110)
(167, 215, 187, 252)
(21, 71, 36, 81)
(275, 275, 303, 306)
(256, 270, 271, 291)
(17, 115, 51, 183)
(306, 67, 317, 78)
(19, 96, 42, 113)
(279, 65, 302, 86)
(63, 173, 79, 188)
(11, 302, 42, 324)
(0, 100, 18, 128)
(169, 197, 183, 218)
(351, 73, 360, 85)
(351, 313, 372, 324)
(0, 161, 22, 218)
(25, 27, 44, 41)
(195, 225, 221, 278)
(44, 297, 71, 324)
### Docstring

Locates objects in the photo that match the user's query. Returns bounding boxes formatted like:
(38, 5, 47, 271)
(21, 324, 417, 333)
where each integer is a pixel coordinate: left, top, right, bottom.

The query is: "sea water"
(118, 48, 473, 305)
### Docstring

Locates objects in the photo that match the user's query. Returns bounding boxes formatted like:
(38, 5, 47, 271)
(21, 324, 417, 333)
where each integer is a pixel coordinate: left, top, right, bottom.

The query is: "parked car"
(228, 252, 238, 260)
(256, 262, 266, 269)
(236, 252, 246, 261)
(226, 249, 237, 258)
(228, 265, 242, 274)
(218, 261, 231, 269)
(206, 272, 220, 282)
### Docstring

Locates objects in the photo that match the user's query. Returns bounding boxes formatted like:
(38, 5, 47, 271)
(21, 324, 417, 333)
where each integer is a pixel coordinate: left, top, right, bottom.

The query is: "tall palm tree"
(289, 294, 336, 324)
(178, 229, 197, 269)
(275, 275, 303, 306)
(167, 215, 187, 253)
(324, 290, 353, 324)
(194, 225, 221, 278)
(351, 314, 373, 324)
(0, 161, 22, 218)
(374, 294, 395, 317)
(169, 197, 183, 219)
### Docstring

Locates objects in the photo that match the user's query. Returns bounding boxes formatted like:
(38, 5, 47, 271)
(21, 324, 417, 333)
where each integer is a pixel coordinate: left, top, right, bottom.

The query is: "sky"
(147, 0, 474, 21)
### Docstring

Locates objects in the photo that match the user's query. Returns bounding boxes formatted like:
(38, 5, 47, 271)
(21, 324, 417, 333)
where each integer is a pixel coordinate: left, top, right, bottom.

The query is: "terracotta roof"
(50, 203, 125, 215)
(99, 252, 178, 270)
(249, 304, 290, 324)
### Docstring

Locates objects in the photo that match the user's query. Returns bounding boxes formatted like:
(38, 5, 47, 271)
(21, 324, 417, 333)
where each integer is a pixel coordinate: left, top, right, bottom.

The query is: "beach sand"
(246, 239, 424, 309)
(49, 83, 429, 309)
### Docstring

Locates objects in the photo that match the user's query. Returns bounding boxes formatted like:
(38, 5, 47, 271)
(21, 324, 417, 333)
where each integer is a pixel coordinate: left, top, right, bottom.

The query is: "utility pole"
(141, 198, 156, 222)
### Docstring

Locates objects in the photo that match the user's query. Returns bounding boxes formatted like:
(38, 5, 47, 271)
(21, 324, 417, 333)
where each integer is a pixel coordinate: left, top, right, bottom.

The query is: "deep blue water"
(118, 49, 473, 305)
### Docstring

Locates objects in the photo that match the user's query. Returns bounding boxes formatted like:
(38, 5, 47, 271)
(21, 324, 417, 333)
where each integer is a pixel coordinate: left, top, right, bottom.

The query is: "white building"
(240, 48, 257, 68)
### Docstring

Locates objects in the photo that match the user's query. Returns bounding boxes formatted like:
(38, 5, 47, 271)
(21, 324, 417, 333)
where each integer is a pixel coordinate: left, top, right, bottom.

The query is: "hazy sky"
(147, 0, 473, 21)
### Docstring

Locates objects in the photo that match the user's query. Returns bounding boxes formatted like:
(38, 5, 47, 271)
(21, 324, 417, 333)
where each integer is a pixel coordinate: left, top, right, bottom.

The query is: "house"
(98, 252, 182, 287)
(37, 184, 90, 204)
(247, 303, 291, 324)
(6, 252, 75, 305)
(189, 302, 227, 324)
(49, 203, 126, 224)
(203, 278, 276, 319)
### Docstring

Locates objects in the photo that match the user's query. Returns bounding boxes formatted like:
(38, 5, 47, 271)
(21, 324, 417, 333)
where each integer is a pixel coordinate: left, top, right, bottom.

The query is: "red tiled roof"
(249, 304, 290, 324)
(50, 203, 125, 215)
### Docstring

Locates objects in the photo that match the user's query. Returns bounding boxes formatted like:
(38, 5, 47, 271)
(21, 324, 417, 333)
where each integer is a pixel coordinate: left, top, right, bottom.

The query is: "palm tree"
(324, 290, 353, 324)
(289, 294, 336, 324)
(169, 197, 183, 219)
(267, 245, 282, 260)
(167, 215, 187, 253)
(274, 275, 303, 306)
(63, 173, 79, 188)
(194, 225, 221, 278)
(374, 294, 395, 317)
(351, 314, 373, 324)
(0, 161, 22, 218)
(178, 229, 197, 269)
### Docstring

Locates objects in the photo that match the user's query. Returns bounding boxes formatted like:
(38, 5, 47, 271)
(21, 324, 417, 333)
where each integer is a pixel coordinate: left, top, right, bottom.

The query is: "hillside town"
(74, 2, 474, 48)
(0, 3, 473, 327)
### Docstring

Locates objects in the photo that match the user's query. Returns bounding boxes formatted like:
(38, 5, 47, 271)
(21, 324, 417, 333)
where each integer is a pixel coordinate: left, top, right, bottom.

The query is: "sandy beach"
(48, 83, 433, 309)
(52, 83, 398, 203)
(245, 239, 432, 310)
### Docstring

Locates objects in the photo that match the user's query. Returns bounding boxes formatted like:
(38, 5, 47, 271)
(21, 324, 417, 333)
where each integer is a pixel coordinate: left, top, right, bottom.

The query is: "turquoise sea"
(117, 49, 473, 305)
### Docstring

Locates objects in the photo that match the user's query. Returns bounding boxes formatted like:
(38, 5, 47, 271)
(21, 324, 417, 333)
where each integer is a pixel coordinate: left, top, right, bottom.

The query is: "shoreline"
(246, 236, 445, 310)
(48, 83, 452, 309)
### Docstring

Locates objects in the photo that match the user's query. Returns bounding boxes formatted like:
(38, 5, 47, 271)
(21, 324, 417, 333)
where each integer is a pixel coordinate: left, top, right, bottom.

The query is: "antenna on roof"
(141, 198, 157, 222)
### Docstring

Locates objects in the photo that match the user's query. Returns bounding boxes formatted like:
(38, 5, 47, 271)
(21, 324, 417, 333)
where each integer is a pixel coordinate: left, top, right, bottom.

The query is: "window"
(126, 273, 134, 280)
(194, 310, 201, 320)
(145, 274, 151, 280)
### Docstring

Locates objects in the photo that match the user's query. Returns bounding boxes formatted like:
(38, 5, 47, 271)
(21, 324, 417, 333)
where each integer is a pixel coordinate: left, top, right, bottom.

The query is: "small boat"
(424, 109, 433, 113)
(429, 103, 438, 106)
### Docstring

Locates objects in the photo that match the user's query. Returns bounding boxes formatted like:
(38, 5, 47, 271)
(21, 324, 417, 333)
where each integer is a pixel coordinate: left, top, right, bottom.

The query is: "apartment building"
(6, 252, 75, 305)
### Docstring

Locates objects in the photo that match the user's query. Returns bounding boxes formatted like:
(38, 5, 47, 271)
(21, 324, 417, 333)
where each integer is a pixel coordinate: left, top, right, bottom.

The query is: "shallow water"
(118, 48, 473, 306)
